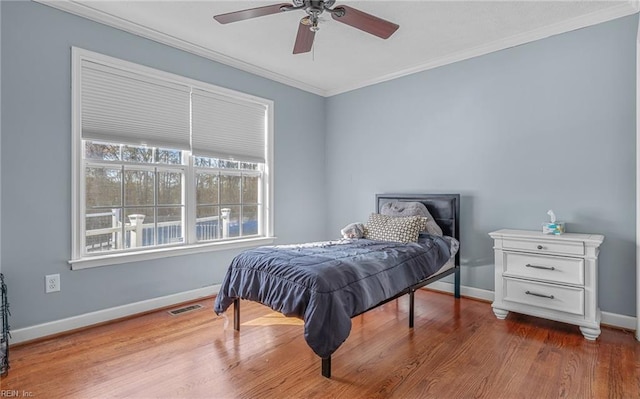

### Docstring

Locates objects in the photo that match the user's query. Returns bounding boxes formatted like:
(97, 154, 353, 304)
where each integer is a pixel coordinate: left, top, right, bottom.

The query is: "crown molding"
(326, 1, 640, 96)
(33, 0, 328, 97)
(35, 0, 639, 98)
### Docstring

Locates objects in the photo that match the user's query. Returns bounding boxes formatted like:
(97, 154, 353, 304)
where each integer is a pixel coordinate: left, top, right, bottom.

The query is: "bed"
(214, 193, 461, 377)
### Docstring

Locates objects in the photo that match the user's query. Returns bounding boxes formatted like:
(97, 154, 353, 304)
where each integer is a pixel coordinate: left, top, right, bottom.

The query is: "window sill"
(69, 236, 276, 270)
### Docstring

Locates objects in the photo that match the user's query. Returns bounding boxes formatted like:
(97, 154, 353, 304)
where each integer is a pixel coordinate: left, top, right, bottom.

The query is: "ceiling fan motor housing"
(292, 0, 336, 9)
(289, 1, 344, 18)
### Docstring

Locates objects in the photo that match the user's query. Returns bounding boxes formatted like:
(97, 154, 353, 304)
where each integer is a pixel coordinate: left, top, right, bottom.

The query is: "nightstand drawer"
(502, 238, 584, 256)
(503, 278, 584, 316)
(503, 252, 584, 285)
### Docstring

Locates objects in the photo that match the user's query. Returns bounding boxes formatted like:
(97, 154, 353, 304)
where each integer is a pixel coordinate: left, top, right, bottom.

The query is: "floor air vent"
(168, 304, 203, 316)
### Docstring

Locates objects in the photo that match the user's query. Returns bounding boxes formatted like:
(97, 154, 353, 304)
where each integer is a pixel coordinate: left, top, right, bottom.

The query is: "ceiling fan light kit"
(213, 0, 399, 54)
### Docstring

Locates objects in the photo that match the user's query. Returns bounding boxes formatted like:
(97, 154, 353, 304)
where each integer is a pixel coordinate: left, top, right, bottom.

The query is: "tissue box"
(542, 222, 565, 235)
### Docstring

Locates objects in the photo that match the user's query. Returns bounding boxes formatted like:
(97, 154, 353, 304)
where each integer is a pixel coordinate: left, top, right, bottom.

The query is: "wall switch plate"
(45, 274, 60, 293)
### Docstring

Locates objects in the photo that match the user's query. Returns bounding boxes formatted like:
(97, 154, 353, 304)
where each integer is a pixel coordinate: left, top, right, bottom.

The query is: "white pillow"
(380, 201, 443, 236)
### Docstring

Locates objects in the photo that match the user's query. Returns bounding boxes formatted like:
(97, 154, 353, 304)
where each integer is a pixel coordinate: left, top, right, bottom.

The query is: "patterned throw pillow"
(364, 213, 426, 243)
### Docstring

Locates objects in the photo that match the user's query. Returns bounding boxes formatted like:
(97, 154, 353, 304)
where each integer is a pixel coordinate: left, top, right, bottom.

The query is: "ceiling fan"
(213, 0, 399, 54)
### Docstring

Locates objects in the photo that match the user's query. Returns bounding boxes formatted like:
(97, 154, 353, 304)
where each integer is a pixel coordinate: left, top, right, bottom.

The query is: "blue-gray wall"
(0, 1, 326, 329)
(1, 1, 637, 332)
(326, 14, 638, 317)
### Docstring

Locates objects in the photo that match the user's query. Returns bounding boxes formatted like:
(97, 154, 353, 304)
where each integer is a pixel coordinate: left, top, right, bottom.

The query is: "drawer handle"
(525, 290, 555, 299)
(536, 245, 543, 250)
(525, 264, 555, 271)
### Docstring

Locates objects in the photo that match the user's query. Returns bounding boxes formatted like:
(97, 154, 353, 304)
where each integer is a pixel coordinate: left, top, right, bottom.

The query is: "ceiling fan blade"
(331, 5, 399, 39)
(293, 21, 315, 54)
(214, 3, 293, 24)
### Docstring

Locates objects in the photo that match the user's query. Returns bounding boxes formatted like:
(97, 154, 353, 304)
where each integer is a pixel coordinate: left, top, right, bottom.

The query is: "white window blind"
(81, 60, 191, 150)
(191, 88, 267, 163)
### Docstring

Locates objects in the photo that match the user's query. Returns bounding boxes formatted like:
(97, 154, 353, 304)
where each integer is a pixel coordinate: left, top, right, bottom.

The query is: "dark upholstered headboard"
(376, 194, 460, 265)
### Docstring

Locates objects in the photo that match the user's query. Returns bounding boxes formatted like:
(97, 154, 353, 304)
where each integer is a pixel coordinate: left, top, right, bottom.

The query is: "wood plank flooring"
(2, 290, 639, 398)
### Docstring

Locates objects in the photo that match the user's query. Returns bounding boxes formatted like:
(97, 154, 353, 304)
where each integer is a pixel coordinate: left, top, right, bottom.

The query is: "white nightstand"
(489, 229, 604, 340)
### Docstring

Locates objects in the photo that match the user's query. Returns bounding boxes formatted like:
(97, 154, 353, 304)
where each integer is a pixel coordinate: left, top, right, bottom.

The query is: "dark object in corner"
(1, 273, 9, 377)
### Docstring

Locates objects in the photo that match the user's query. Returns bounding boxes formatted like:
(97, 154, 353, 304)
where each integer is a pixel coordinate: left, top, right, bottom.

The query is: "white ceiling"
(40, 1, 639, 96)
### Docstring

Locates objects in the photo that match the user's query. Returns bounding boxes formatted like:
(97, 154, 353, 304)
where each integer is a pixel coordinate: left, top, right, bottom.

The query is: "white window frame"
(70, 48, 274, 270)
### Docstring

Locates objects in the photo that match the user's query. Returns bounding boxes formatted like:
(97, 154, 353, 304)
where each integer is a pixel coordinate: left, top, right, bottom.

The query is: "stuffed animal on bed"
(341, 223, 365, 239)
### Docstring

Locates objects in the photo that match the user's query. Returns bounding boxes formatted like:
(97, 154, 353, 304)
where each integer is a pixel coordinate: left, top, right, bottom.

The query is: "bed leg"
(233, 298, 240, 331)
(409, 289, 415, 328)
(454, 266, 461, 299)
(321, 357, 331, 378)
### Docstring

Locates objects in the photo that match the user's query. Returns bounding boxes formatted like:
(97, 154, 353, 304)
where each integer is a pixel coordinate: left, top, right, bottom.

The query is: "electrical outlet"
(45, 274, 60, 293)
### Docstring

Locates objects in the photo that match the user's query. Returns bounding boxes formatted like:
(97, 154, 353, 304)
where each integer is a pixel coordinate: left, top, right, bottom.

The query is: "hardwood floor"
(2, 290, 639, 398)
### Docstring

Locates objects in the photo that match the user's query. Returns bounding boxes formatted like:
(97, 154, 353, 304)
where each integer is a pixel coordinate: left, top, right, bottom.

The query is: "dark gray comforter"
(214, 236, 453, 358)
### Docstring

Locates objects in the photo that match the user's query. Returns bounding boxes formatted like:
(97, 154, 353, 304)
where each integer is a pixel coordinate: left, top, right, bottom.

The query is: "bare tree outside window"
(84, 141, 263, 254)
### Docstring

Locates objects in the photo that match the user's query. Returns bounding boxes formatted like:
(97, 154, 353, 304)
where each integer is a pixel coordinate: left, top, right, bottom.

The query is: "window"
(71, 48, 274, 269)
(84, 142, 186, 253)
(195, 156, 262, 240)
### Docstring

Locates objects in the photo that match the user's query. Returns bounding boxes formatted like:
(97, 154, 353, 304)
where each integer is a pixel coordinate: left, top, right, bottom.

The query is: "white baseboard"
(427, 280, 495, 302)
(10, 285, 220, 344)
(11, 282, 637, 345)
(425, 281, 637, 332)
(601, 311, 637, 331)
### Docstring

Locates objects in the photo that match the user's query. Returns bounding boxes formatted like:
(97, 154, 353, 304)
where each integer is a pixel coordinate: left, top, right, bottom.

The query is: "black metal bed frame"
(232, 194, 461, 378)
